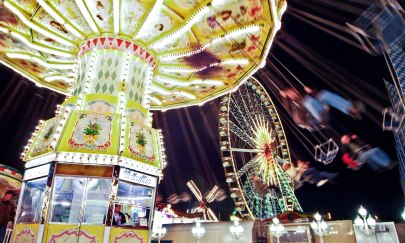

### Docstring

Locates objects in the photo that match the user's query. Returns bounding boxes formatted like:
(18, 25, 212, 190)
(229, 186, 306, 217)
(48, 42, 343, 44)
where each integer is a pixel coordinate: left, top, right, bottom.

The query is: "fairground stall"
(0, 164, 22, 197)
(0, 0, 286, 242)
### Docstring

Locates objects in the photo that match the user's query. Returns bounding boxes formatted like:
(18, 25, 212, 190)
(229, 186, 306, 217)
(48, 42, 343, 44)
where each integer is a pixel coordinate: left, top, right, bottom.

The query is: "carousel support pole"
(103, 165, 120, 243)
(36, 162, 56, 243)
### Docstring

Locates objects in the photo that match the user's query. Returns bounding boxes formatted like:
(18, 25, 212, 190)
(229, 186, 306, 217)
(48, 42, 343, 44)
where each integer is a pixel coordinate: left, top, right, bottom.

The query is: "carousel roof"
(0, 0, 286, 109)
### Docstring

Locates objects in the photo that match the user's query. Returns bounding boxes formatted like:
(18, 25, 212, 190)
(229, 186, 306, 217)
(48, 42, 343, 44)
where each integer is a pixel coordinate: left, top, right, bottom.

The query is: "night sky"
(0, 0, 404, 222)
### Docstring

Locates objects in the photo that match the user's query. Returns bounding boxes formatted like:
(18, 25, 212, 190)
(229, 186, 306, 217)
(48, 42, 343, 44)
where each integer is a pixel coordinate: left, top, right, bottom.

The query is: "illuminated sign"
(119, 168, 157, 187)
(24, 163, 50, 180)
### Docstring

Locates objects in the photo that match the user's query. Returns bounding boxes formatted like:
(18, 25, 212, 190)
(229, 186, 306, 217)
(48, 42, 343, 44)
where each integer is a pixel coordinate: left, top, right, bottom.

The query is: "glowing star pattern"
(251, 116, 277, 186)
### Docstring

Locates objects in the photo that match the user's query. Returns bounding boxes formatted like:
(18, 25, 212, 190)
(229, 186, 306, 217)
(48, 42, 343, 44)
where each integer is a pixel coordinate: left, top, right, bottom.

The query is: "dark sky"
(0, 0, 404, 222)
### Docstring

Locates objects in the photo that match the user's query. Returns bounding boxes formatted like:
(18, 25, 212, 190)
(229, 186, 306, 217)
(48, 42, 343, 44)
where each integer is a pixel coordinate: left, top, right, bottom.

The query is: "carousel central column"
(20, 38, 165, 243)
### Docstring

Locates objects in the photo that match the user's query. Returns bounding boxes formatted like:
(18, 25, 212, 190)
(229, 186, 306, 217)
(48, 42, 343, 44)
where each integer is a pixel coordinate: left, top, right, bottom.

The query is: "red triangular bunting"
(108, 37, 114, 47)
(100, 37, 106, 46)
(125, 41, 131, 50)
(117, 39, 123, 47)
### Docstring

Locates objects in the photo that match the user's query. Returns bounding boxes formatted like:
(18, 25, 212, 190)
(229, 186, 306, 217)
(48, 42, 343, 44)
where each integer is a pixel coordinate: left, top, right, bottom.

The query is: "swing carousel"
(0, 0, 286, 242)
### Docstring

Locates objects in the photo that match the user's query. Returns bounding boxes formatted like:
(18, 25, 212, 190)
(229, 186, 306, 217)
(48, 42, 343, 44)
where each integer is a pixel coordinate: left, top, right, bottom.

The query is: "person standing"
(0, 190, 16, 243)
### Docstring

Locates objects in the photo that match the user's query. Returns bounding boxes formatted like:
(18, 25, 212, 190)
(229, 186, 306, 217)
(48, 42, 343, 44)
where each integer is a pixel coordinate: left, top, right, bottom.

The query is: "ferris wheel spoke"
(220, 78, 298, 219)
(229, 121, 255, 147)
(236, 89, 258, 128)
(242, 173, 254, 202)
(231, 148, 262, 153)
(230, 99, 254, 136)
(237, 154, 262, 178)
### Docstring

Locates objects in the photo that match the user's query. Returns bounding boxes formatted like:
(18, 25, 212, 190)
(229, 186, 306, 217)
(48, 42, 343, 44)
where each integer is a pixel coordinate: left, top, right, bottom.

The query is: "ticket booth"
(12, 163, 158, 243)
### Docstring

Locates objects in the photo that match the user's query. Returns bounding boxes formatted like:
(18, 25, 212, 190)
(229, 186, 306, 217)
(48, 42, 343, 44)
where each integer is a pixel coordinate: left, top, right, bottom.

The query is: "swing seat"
(372, 5, 405, 51)
(347, 2, 405, 55)
(382, 107, 404, 132)
(314, 139, 339, 165)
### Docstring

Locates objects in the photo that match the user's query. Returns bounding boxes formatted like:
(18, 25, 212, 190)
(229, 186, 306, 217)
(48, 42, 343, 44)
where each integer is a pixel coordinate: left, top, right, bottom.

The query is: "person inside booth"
(112, 204, 127, 226)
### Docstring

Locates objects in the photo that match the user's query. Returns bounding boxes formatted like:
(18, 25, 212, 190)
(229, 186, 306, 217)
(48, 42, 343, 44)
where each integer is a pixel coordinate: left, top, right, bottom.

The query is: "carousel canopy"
(0, 0, 286, 109)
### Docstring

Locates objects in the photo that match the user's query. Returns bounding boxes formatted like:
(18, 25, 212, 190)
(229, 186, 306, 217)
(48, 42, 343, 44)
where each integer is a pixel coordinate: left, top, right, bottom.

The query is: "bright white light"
(152, 6, 209, 48)
(134, 0, 164, 39)
(37, 0, 83, 38)
(159, 25, 259, 61)
(230, 219, 244, 239)
(113, 0, 120, 35)
(221, 59, 249, 65)
(0, 26, 9, 33)
(320, 220, 328, 229)
(75, 0, 100, 34)
(156, 76, 224, 87)
(358, 206, 367, 217)
(192, 221, 205, 240)
(175, 91, 196, 100)
(60, 201, 71, 207)
(196, 80, 224, 86)
(354, 216, 363, 226)
(214, 25, 260, 44)
(211, 0, 227, 8)
(402, 207, 405, 221)
(45, 76, 73, 83)
(5, 1, 74, 47)
(366, 216, 376, 226)
(150, 96, 163, 105)
(314, 212, 321, 221)
(6, 52, 76, 70)
(10, 32, 74, 57)
(65, 24, 83, 39)
(151, 85, 171, 95)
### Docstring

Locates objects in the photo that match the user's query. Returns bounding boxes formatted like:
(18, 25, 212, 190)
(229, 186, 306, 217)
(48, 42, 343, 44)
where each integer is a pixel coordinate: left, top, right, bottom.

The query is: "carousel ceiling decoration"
(0, 0, 286, 109)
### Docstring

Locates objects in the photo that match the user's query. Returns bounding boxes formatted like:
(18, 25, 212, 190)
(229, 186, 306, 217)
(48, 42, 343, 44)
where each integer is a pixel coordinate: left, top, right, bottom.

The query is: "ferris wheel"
(219, 77, 302, 219)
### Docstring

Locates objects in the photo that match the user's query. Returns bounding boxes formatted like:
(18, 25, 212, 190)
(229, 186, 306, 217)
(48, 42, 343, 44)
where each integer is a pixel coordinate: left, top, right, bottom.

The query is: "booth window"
(17, 177, 47, 223)
(50, 177, 111, 224)
(115, 181, 154, 227)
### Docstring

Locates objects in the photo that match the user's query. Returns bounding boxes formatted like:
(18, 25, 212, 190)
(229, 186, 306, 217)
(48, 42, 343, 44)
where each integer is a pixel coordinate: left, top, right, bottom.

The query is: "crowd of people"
(278, 84, 398, 190)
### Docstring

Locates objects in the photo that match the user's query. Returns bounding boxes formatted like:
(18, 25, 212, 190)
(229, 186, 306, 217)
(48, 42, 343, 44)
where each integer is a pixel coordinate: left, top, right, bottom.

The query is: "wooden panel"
(55, 164, 113, 177)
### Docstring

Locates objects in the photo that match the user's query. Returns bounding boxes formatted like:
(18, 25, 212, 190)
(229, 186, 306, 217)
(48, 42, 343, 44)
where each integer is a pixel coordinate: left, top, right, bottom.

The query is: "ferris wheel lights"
(226, 177, 234, 183)
(223, 161, 231, 167)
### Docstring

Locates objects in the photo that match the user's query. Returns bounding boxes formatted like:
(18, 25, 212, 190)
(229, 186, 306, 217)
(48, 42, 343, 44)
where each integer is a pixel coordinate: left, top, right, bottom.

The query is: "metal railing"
(3, 229, 13, 243)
